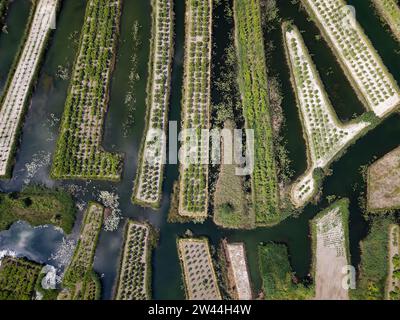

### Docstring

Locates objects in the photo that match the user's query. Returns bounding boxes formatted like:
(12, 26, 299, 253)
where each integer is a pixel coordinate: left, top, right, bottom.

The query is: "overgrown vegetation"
(52, 0, 123, 181)
(61, 203, 103, 300)
(372, 0, 400, 43)
(0, 0, 8, 29)
(0, 186, 76, 234)
(352, 217, 393, 300)
(258, 243, 313, 300)
(234, 0, 280, 225)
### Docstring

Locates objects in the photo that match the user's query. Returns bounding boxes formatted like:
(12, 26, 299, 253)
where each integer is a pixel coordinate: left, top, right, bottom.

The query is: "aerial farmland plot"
(115, 220, 154, 300)
(178, 0, 212, 220)
(302, 0, 400, 118)
(133, 0, 174, 208)
(51, 0, 123, 181)
(311, 199, 350, 300)
(178, 238, 221, 300)
(0, 0, 57, 178)
(284, 23, 370, 207)
(386, 224, 400, 300)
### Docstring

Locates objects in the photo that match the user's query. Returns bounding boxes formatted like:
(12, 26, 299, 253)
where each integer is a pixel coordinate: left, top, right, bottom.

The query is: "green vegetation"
(0, 0, 8, 28)
(52, 0, 123, 181)
(61, 202, 103, 300)
(0, 186, 76, 234)
(178, 0, 212, 219)
(372, 0, 400, 42)
(352, 217, 393, 300)
(115, 221, 155, 300)
(0, 256, 42, 300)
(133, 0, 174, 208)
(258, 243, 313, 300)
(234, 0, 280, 225)
(213, 123, 252, 229)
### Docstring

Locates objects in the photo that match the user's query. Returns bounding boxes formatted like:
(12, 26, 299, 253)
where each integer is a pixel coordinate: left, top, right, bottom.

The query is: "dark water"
(0, 0, 399, 300)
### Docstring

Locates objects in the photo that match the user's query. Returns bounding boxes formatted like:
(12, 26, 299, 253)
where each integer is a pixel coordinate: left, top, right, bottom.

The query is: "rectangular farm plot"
(224, 242, 252, 300)
(372, 0, 400, 43)
(0, 0, 57, 178)
(61, 202, 103, 300)
(311, 199, 350, 300)
(115, 221, 153, 300)
(387, 224, 400, 300)
(284, 24, 369, 208)
(178, 238, 221, 300)
(367, 146, 400, 212)
(51, 0, 123, 181)
(178, 0, 212, 219)
(234, 0, 280, 225)
(302, 0, 400, 117)
(133, 0, 174, 208)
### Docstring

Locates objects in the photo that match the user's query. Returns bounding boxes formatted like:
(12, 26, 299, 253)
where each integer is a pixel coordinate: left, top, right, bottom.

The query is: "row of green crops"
(133, 0, 174, 208)
(51, 0, 123, 181)
(62, 202, 103, 300)
(372, 0, 400, 42)
(178, 0, 212, 218)
(115, 221, 153, 300)
(0, 257, 42, 300)
(234, 0, 280, 225)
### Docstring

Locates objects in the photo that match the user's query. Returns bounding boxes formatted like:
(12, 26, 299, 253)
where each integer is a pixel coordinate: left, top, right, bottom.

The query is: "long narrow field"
(178, 0, 212, 219)
(133, 0, 174, 208)
(367, 146, 400, 212)
(115, 220, 154, 300)
(311, 199, 350, 300)
(51, 0, 123, 181)
(387, 224, 400, 300)
(302, 0, 400, 117)
(178, 238, 221, 300)
(372, 0, 400, 43)
(223, 241, 252, 300)
(0, 0, 57, 178)
(284, 23, 370, 208)
(60, 202, 103, 300)
(234, 0, 280, 225)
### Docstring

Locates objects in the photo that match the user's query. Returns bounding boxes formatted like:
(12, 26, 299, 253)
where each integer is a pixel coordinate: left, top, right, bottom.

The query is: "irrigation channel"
(0, 0, 400, 299)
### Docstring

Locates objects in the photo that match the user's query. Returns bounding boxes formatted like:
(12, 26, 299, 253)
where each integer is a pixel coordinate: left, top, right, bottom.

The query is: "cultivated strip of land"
(372, 0, 400, 43)
(178, 238, 221, 300)
(178, 0, 212, 219)
(386, 224, 400, 300)
(367, 146, 400, 212)
(284, 23, 369, 208)
(311, 199, 350, 300)
(60, 202, 103, 300)
(51, 0, 123, 181)
(234, 0, 280, 225)
(115, 220, 154, 300)
(133, 0, 174, 208)
(223, 241, 252, 300)
(0, 0, 57, 178)
(302, 0, 400, 117)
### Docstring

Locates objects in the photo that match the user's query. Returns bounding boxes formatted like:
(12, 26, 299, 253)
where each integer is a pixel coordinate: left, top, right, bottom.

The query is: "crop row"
(51, 0, 123, 181)
(234, 0, 280, 224)
(178, 0, 212, 219)
(61, 202, 103, 300)
(303, 0, 400, 117)
(178, 238, 221, 300)
(372, 0, 400, 43)
(0, 0, 57, 178)
(284, 24, 369, 207)
(133, 0, 174, 208)
(115, 221, 153, 300)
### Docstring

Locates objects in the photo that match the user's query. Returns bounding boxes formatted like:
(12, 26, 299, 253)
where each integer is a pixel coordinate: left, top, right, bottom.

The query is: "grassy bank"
(258, 243, 313, 300)
(0, 186, 76, 234)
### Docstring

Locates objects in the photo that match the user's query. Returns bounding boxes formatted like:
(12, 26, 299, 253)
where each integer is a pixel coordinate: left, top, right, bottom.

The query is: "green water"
(0, 0, 399, 300)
